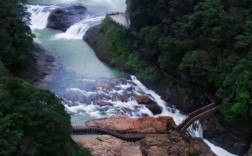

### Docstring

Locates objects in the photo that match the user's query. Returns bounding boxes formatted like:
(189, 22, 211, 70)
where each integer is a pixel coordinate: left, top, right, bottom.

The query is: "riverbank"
(18, 43, 55, 89)
(83, 20, 251, 155)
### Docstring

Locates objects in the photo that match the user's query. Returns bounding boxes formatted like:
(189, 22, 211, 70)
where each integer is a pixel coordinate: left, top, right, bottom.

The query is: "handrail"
(176, 103, 216, 130)
(178, 106, 219, 132)
(72, 126, 145, 141)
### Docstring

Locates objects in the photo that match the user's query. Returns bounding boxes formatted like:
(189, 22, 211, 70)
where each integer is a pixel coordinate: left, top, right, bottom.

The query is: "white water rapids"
(27, 4, 237, 156)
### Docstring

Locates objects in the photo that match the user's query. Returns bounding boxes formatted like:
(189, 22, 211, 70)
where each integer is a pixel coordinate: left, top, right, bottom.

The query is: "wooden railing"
(72, 126, 145, 141)
(176, 104, 219, 132)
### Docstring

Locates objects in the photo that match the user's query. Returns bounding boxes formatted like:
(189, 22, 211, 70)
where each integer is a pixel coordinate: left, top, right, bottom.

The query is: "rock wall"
(17, 43, 54, 89)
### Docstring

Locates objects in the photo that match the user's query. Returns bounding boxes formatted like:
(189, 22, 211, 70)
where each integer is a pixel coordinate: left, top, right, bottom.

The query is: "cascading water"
(26, 5, 57, 29)
(26, 2, 237, 156)
(54, 15, 105, 39)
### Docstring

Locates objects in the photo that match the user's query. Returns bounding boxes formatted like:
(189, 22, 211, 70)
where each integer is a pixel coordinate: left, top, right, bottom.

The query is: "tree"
(0, 78, 91, 155)
(0, 0, 33, 73)
(217, 53, 252, 122)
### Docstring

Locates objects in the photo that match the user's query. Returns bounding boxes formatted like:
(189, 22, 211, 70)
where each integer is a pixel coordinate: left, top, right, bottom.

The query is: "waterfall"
(26, 5, 104, 39)
(53, 15, 105, 40)
(26, 5, 57, 29)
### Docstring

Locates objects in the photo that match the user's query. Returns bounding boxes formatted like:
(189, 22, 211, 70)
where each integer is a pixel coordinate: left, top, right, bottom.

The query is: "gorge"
(0, 0, 250, 155)
(25, 0, 242, 155)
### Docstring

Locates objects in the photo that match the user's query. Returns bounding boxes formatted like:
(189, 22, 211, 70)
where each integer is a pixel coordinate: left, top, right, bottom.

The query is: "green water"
(28, 0, 126, 124)
(33, 29, 122, 78)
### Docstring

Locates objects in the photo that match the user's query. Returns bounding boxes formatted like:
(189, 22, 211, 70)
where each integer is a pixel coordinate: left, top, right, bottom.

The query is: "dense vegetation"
(0, 0, 90, 155)
(101, 0, 252, 126)
(0, 0, 34, 74)
(0, 78, 90, 155)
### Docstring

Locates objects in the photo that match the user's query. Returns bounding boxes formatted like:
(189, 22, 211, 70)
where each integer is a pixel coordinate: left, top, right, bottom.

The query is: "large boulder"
(86, 115, 176, 134)
(72, 135, 142, 156)
(47, 5, 87, 32)
(133, 95, 162, 115)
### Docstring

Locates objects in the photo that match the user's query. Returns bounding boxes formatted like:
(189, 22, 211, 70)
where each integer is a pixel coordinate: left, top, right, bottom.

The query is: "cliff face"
(17, 43, 54, 89)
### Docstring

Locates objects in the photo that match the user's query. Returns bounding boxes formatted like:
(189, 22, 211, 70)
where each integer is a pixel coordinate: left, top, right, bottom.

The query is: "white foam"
(53, 15, 105, 40)
(26, 5, 57, 29)
(204, 139, 237, 156)
(67, 88, 87, 95)
(130, 75, 185, 124)
(65, 104, 104, 118)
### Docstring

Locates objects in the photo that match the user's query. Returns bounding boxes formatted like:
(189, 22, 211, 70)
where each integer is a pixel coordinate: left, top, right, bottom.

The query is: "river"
(26, 0, 236, 155)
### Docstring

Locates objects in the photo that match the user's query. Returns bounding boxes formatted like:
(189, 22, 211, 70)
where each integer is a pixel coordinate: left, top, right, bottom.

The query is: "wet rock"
(72, 135, 142, 156)
(96, 100, 113, 106)
(141, 133, 215, 156)
(64, 88, 87, 103)
(133, 95, 162, 115)
(201, 116, 250, 155)
(47, 5, 87, 32)
(84, 25, 116, 67)
(167, 92, 208, 113)
(86, 115, 176, 133)
(95, 81, 114, 91)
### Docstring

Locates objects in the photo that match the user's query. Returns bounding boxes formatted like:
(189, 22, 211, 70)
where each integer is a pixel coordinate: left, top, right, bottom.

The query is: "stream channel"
(27, 0, 236, 155)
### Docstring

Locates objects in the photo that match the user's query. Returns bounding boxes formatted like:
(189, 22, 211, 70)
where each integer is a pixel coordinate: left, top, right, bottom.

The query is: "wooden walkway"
(72, 126, 145, 141)
(176, 103, 219, 132)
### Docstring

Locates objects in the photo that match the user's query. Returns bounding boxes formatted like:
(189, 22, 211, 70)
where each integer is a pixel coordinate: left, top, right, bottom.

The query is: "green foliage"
(0, 1, 91, 155)
(179, 51, 212, 88)
(0, 77, 91, 156)
(120, 0, 252, 124)
(0, 0, 34, 73)
(100, 17, 161, 81)
(217, 52, 252, 122)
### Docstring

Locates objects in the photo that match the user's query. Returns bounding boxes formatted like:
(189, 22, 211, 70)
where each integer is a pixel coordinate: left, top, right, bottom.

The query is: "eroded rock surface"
(72, 132, 216, 156)
(86, 115, 176, 134)
(72, 135, 142, 156)
(133, 95, 162, 114)
(141, 133, 215, 156)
